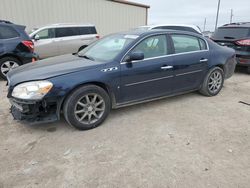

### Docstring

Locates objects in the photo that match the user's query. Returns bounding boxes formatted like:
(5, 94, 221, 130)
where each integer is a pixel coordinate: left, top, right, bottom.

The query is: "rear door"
(55, 27, 80, 55)
(120, 34, 174, 103)
(170, 34, 209, 92)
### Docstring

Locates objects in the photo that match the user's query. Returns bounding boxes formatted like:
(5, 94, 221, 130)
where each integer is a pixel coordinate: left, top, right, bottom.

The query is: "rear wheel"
(199, 67, 224, 96)
(0, 57, 21, 79)
(247, 66, 250, 74)
(63, 85, 111, 130)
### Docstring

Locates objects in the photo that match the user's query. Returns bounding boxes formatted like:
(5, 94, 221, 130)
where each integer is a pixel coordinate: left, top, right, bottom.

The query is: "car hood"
(7, 54, 104, 86)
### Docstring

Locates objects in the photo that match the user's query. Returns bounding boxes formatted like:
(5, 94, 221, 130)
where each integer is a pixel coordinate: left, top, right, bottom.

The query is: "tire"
(247, 67, 250, 74)
(63, 85, 111, 130)
(0, 57, 21, 80)
(199, 67, 224, 97)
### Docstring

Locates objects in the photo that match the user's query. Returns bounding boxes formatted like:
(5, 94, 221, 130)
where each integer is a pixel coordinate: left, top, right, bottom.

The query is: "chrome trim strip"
(125, 75, 173, 87)
(176, 69, 203, 76)
(121, 50, 209, 65)
(114, 89, 198, 109)
(120, 32, 210, 64)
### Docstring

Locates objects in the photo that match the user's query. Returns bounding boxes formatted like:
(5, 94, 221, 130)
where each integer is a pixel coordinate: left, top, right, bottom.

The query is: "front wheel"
(63, 85, 111, 130)
(199, 67, 224, 96)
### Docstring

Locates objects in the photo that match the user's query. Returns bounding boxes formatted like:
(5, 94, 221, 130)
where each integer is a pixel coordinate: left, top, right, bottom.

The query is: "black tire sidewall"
(0, 57, 21, 79)
(63, 85, 111, 130)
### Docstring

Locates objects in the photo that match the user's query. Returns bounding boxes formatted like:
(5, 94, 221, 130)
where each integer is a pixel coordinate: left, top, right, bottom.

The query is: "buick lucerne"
(7, 30, 236, 130)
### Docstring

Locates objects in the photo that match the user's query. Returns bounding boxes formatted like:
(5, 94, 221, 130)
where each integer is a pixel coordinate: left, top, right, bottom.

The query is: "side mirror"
(34, 34, 40, 41)
(126, 51, 144, 62)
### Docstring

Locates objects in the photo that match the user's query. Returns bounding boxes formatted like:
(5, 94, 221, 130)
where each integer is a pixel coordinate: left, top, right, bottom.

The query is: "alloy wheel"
(74, 93, 105, 124)
(208, 70, 222, 94)
(1, 61, 19, 76)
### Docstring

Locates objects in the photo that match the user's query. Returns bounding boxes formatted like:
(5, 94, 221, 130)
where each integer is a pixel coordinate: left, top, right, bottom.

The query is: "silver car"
(29, 23, 99, 59)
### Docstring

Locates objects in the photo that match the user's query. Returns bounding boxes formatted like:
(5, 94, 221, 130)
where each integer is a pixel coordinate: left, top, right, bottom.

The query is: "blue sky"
(134, 0, 250, 31)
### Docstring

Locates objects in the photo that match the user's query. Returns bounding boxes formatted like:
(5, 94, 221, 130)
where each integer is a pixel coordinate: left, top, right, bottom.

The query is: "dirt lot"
(0, 71, 249, 188)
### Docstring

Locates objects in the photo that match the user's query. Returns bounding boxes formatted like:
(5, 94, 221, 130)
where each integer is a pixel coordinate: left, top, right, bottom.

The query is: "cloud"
(134, 0, 250, 31)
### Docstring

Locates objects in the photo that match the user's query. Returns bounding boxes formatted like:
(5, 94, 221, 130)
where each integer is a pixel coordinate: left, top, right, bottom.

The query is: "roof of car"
(138, 24, 202, 33)
(221, 22, 250, 28)
(34, 23, 95, 29)
(119, 29, 203, 38)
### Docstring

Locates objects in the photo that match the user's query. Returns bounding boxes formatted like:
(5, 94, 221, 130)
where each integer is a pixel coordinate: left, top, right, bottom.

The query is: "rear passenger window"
(0, 26, 19, 39)
(171, 35, 201, 53)
(55, 27, 79, 38)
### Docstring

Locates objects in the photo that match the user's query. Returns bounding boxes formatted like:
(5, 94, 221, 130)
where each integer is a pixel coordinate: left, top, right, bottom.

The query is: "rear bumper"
(17, 52, 39, 64)
(236, 56, 250, 67)
(9, 97, 62, 124)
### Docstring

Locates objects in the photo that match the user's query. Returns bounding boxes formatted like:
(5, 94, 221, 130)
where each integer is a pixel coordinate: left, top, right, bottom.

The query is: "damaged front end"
(9, 97, 61, 123)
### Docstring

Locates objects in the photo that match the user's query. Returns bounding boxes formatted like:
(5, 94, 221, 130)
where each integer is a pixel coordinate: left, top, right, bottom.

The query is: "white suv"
(29, 23, 99, 59)
(135, 24, 202, 35)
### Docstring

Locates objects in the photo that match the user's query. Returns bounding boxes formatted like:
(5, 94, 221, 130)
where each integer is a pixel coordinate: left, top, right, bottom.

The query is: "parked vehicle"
(212, 22, 250, 73)
(135, 24, 202, 35)
(29, 23, 99, 59)
(0, 20, 37, 79)
(7, 29, 236, 130)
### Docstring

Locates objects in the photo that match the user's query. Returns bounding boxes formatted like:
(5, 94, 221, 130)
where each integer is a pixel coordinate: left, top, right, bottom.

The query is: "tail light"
(96, 35, 100, 39)
(235, 39, 250, 46)
(22, 40, 34, 52)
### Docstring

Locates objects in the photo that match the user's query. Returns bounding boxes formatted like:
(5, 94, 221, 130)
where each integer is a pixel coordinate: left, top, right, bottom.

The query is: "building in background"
(0, 0, 149, 36)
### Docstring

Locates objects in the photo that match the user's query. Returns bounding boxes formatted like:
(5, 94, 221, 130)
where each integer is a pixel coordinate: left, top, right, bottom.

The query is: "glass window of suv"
(212, 27, 250, 40)
(131, 35, 168, 59)
(55, 27, 80, 38)
(0, 25, 19, 39)
(171, 34, 203, 53)
(79, 26, 97, 35)
(36, 28, 55, 39)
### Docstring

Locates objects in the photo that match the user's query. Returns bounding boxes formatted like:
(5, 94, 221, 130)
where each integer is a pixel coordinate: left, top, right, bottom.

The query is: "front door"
(33, 28, 58, 59)
(120, 34, 174, 103)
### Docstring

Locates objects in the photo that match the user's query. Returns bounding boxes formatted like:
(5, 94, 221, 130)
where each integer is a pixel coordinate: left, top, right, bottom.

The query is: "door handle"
(200, 58, 208, 62)
(161, 65, 173, 70)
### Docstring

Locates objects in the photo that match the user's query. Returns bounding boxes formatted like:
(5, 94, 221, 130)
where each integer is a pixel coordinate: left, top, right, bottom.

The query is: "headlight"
(12, 81, 53, 100)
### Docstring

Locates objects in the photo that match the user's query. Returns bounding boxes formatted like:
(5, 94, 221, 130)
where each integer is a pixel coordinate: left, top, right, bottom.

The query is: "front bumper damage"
(9, 97, 62, 124)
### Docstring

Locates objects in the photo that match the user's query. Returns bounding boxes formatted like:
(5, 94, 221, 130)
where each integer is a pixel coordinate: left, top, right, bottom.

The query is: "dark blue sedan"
(7, 30, 236, 130)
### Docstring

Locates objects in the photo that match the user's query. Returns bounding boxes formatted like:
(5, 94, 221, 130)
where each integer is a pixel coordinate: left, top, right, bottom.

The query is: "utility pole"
(230, 9, 233, 23)
(203, 18, 207, 32)
(215, 0, 221, 31)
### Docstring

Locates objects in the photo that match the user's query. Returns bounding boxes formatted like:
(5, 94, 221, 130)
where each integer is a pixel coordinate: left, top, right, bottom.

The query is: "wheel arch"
(58, 81, 116, 116)
(0, 54, 22, 64)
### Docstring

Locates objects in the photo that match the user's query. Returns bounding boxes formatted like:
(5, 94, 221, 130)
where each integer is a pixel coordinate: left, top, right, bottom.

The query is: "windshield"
(78, 34, 138, 62)
(212, 27, 250, 40)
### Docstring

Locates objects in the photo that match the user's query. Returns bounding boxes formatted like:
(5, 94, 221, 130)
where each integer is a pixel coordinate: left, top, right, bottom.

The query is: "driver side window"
(36, 29, 55, 39)
(131, 35, 168, 59)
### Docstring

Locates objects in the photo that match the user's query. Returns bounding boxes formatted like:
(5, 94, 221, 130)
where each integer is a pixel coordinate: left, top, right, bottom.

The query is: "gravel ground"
(0, 71, 249, 188)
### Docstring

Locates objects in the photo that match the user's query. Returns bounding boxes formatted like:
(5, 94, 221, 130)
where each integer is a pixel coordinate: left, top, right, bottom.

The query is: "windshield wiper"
(77, 54, 95, 61)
